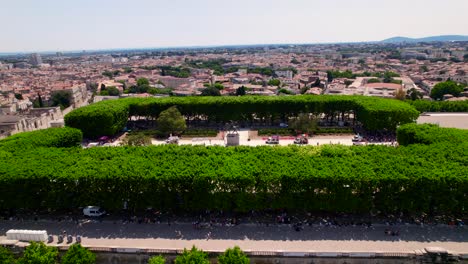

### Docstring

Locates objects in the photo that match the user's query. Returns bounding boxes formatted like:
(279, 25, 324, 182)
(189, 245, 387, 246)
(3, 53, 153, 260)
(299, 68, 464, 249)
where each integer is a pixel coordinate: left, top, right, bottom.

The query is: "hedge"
(64, 101, 129, 138)
(65, 96, 419, 138)
(397, 123, 468, 146)
(0, 127, 82, 151)
(408, 99, 468, 113)
(0, 126, 466, 214)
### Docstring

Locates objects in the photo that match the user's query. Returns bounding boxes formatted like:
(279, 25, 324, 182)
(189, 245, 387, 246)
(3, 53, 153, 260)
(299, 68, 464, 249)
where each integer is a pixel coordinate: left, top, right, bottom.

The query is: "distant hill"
(381, 35, 468, 43)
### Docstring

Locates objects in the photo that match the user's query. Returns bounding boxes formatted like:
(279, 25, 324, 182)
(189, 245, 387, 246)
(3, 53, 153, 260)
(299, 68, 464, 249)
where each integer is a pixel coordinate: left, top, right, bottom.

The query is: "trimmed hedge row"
(64, 102, 129, 138)
(0, 126, 467, 214)
(65, 96, 419, 138)
(408, 100, 468, 113)
(0, 127, 82, 151)
(397, 123, 468, 146)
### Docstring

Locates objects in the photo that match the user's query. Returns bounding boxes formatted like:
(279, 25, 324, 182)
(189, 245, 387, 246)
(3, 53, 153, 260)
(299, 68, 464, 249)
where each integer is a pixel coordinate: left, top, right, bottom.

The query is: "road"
(1, 220, 467, 254)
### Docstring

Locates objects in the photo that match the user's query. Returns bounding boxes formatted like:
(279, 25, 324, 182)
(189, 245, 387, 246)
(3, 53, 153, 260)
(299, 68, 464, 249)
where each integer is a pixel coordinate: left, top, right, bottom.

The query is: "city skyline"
(1, 0, 468, 53)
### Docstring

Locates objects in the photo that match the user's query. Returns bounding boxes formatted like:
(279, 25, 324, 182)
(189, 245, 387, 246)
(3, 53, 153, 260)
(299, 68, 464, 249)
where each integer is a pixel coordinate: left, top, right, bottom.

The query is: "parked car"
(279, 123, 288, 128)
(266, 136, 280, 144)
(294, 136, 308, 145)
(165, 136, 179, 144)
(83, 206, 106, 217)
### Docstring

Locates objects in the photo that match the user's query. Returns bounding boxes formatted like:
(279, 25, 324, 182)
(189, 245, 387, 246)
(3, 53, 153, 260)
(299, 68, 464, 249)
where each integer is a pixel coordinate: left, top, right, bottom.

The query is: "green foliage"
(218, 246, 249, 264)
(257, 128, 294, 136)
(406, 88, 423, 101)
(290, 58, 300, 64)
(137, 78, 150, 87)
(65, 100, 129, 139)
(51, 90, 72, 109)
(408, 99, 468, 112)
(174, 246, 209, 264)
(100, 86, 120, 96)
(397, 123, 468, 146)
(157, 106, 187, 136)
(18, 242, 58, 264)
(278, 88, 293, 95)
(213, 83, 224, 90)
(66, 95, 419, 137)
(0, 246, 16, 264)
(158, 66, 191, 78)
(367, 78, 381, 83)
(61, 244, 96, 264)
(290, 113, 318, 134)
(268, 79, 281, 86)
(14, 93, 23, 100)
(430, 80, 465, 100)
(235, 86, 246, 96)
(201, 87, 221, 96)
(186, 59, 230, 75)
(148, 255, 165, 264)
(1, 124, 467, 214)
(0, 127, 82, 151)
(148, 88, 173, 95)
(123, 133, 152, 146)
(248, 67, 274, 76)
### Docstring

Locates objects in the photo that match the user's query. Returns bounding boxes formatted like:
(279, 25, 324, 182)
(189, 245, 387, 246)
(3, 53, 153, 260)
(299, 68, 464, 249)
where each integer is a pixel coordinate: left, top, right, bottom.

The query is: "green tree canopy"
(201, 87, 221, 96)
(61, 244, 96, 264)
(235, 86, 246, 96)
(0, 246, 16, 264)
(51, 90, 72, 109)
(137, 78, 150, 87)
(218, 246, 249, 264)
(268, 79, 281, 86)
(14, 93, 23, 100)
(174, 246, 209, 264)
(406, 88, 423, 101)
(290, 113, 317, 134)
(430, 80, 465, 100)
(157, 106, 187, 136)
(148, 255, 165, 264)
(18, 242, 58, 264)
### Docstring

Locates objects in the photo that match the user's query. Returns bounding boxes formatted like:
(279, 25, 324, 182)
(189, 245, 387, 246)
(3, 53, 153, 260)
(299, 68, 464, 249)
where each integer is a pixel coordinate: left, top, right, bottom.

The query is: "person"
(206, 231, 212, 240)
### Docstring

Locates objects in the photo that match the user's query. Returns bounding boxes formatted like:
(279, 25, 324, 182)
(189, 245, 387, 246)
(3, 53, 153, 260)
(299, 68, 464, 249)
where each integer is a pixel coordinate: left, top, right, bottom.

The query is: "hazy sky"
(1, 0, 467, 52)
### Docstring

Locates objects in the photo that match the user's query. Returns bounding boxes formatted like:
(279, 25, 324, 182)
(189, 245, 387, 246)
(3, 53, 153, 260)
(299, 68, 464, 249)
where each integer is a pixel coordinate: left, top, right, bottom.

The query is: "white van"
(83, 206, 106, 217)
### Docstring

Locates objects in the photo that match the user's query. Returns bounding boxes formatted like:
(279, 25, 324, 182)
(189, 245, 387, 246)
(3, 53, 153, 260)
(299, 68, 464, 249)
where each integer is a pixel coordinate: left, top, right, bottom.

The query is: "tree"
(406, 88, 423, 101)
(14, 93, 23, 100)
(394, 88, 406, 100)
(218, 246, 249, 264)
(174, 246, 209, 264)
(268, 79, 281, 86)
(290, 113, 317, 134)
(0, 246, 16, 264)
(430, 80, 464, 100)
(367, 78, 381, 84)
(201, 87, 221, 96)
(148, 255, 165, 264)
(61, 244, 96, 264)
(235, 86, 246, 96)
(157, 106, 187, 136)
(122, 133, 152, 146)
(106, 86, 120, 96)
(51, 90, 72, 109)
(137, 78, 150, 87)
(213, 83, 224, 90)
(420, 65, 429, 72)
(18, 242, 58, 264)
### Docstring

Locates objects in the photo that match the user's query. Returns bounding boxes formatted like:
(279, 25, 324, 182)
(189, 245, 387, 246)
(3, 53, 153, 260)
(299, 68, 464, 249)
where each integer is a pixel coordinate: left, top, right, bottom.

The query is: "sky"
(1, 0, 467, 53)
